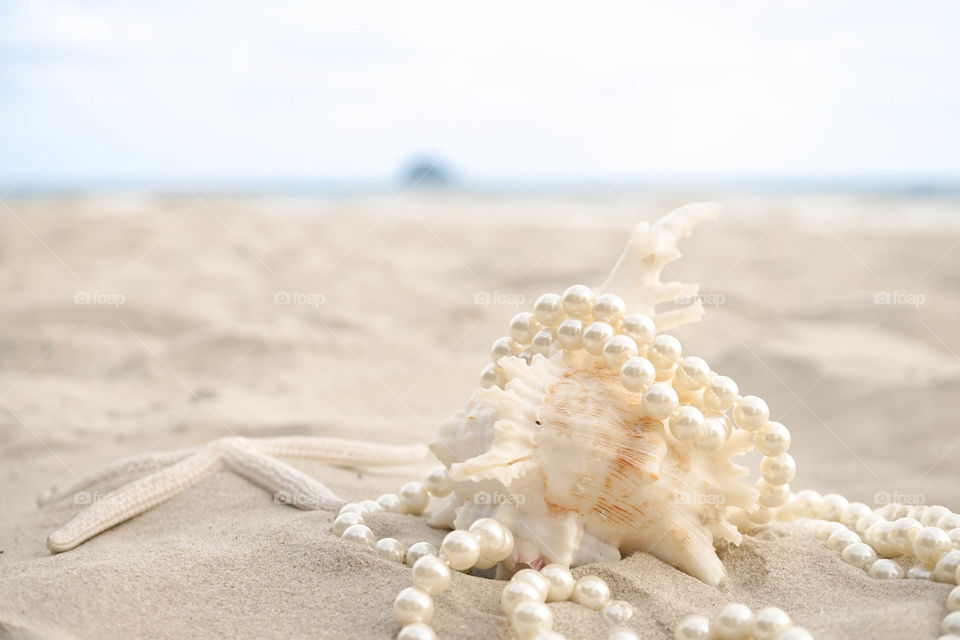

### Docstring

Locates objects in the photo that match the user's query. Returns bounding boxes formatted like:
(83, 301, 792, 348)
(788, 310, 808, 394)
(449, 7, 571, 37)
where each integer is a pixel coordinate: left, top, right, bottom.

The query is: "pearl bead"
(714, 603, 754, 640)
(696, 416, 729, 452)
(377, 493, 405, 513)
(412, 554, 452, 595)
(621, 313, 656, 346)
(944, 611, 960, 634)
(511, 600, 554, 637)
(855, 512, 884, 535)
(620, 356, 656, 392)
(562, 284, 594, 317)
(469, 517, 515, 563)
(341, 524, 375, 549)
(747, 506, 776, 525)
(940, 514, 960, 531)
(534, 293, 564, 327)
(915, 526, 952, 565)
(601, 600, 634, 624)
(922, 505, 951, 527)
(397, 622, 438, 640)
(512, 569, 550, 600)
(889, 517, 923, 555)
(501, 580, 545, 615)
(841, 542, 878, 569)
(540, 563, 576, 602)
(602, 334, 639, 368)
(933, 550, 960, 584)
(531, 329, 555, 356)
(510, 312, 540, 345)
(406, 542, 438, 567)
(703, 375, 739, 411)
(583, 321, 616, 355)
(339, 503, 367, 517)
(359, 499, 383, 514)
(375, 537, 407, 563)
(399, 481, 430, 515)
(643, 383, 679, 420)
(480, 363, 504, 388)
(556, 318, 584, 351)
(947, 585, 960, 612)
(425, 467, 453, 497)
(826, 528, 860, 551)
(593, 293, 626, 324)
(752, 607, 791, 640)
(571, 575, 610, 609)
(760, 453, 796, 485)
(492, 336, 517, 363)
(774, 628, 813, 640)
(839, 502, 872, 529)
(649, 334, 682, 369)
(440, 530, 481, 571)
(757, 479, 791, 508)
(669, 406, 706, 442)
(867, 558, 904, 579)
(332, 512, 365, 536)
(907, 565, 932, 580)
(676, 356, 711, 390)
(393, 586, 434, 625)
(817, 493, 849, 521)
(733, 395, 769, 432)
(674, 614, 713, 640)
(754, 422, 791, 457)
(816, 521, 846, 541)
(791, 489, 822, 517)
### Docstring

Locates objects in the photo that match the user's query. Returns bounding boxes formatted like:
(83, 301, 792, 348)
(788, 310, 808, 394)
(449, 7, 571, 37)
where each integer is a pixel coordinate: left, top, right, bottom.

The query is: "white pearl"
(556, 318, 584, 351)
(531, 329, 555, 356)
(947, 585, 960, 612)
(649, 334, 682, 369)
(867, 558, 904, 579)
(865, 521, 894, 556)
(511, 569, 550, 600)
(592, 293, 626, 324)
(839, 502, 872, 529)
(934, 550, 960, 584)
(412, 554, 452, 595)
(561, 284, 594, 317)
(583, 321, 616, 355)
(400, 481, 430, 515)
(620, 356, 656, 392)
(501, 580, 546, 614)
(939, 513, 960, 531)
(907, 565, 932, 580)
(754, 422, 791, 457)
(540, 563, 576, 602)
(621, 313, 656, 346)
(923, 505, 951, 527)
(375, 537, 406, 563)
(791, 489, 822, 517)
(425, 467, 453, 497)
(757, 479, 790, 508)
(816, 521, 846, 541)
(571, 575, 610, 609)
(944, 611, 960, 635)
(915, 526, 952, 565)
(359, 499, 383, 514)
(332, 512, 365, 536)
(676, 356, 711, 390)
(669, 406, 705, 441)
(733, 395, 769, 432)
(696, 416, 729, 452)
(816, 493, 848, 521)
(674, 614, 712, 640)
(491, 336, 517, 363)
(601, 600, 634, 624)
(703, 375, 739, 411)
(826, 528, 860, 552)
(511, 600, 553, 637)
(602, 334, 639, 368)
(469, 518, 515, 563)
(510, 312, 540, 345)
(889, 517, 923, 555)
(841, 542, 877, 569)
(760, 453, 796, 485)
(377, 493, 405, 513)
(480, 363, 504, 388)
(393, 586, 434, 625)
(338, 503, 367, 517)
(752, 607, 791, 640)
(440, 530, 481, 571)
(747, 506, 776, 525)
(534, 293, 564, 327)
(855, 512, 884, 535)
(714, 603, 754, 640)
(341, 524, 375, 549)
(406, 542, 438, 567)
(397, 622, 438, 640)
(643, 383, 679, 420)
(773, 628, 813, 640)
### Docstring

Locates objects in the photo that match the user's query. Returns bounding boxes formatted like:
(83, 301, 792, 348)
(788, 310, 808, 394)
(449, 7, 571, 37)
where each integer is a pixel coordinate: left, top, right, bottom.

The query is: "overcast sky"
(1, 1, 959, 187)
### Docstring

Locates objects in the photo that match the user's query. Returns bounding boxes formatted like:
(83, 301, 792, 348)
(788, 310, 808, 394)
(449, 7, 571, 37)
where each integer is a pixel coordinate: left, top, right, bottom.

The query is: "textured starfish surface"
(39, 436, 428, 553)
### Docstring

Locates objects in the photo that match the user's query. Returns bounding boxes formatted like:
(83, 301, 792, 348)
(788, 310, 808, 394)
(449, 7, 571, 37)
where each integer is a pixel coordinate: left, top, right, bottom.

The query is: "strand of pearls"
(483, 286, 794, 526)
(675, 604, 812, 640)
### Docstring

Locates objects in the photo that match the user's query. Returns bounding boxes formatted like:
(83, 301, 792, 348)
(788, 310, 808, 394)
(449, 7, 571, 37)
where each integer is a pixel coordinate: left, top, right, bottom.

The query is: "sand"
(0, 192, 957, 639)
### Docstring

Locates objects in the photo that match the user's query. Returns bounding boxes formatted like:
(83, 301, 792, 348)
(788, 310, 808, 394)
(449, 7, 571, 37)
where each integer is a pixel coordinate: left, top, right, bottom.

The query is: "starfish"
(39, 436, 428, 552)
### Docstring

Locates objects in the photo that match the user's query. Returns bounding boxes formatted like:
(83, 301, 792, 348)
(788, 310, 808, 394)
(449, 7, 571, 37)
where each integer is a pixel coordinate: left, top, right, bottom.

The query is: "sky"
(1, 1, 959, 188)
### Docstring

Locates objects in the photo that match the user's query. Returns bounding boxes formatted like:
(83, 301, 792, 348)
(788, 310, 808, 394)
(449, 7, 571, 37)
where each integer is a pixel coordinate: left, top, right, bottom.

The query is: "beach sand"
(0, 192, 958, 639)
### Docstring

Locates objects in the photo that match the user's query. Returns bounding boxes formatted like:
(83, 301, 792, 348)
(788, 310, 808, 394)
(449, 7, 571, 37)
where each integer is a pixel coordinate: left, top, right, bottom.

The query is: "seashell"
(430, 203, 777, 587)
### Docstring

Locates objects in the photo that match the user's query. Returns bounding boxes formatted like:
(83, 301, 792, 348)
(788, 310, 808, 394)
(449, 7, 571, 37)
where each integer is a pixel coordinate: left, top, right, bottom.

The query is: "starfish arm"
(221, 439, 343, 510)
(253, 436, 428, 467)
(37, 448, 196, 506)
(46, 446, 222, 553)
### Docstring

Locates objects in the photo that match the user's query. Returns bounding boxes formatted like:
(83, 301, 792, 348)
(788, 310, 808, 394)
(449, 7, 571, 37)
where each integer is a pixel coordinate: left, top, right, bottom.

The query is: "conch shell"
(430, 203, 779, 587)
